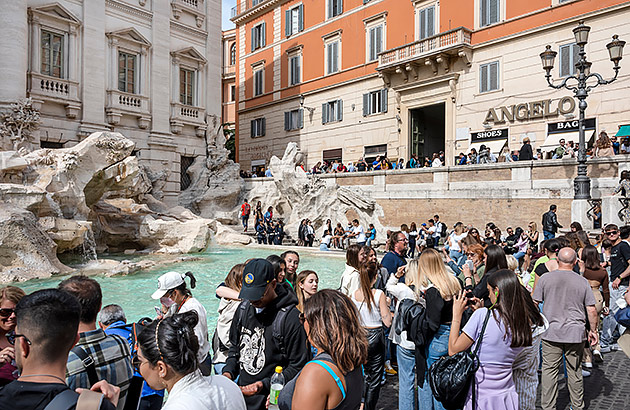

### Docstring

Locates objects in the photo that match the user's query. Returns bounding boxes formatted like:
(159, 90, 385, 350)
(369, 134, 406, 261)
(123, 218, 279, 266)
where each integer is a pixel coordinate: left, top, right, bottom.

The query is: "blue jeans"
(543, 230, 555, 240)
(397, 345, 416, 410)
(513, 251, 526, 267)
(241, 215, 249, 229)
(319, 243, 330, 251)
(418, 324, 450, 410)
(601, 283, 628, 347)
(449, 250, 463, 262)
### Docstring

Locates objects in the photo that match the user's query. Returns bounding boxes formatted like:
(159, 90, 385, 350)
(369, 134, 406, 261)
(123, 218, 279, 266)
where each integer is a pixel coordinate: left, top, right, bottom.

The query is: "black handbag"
(428, 309, 492, 410)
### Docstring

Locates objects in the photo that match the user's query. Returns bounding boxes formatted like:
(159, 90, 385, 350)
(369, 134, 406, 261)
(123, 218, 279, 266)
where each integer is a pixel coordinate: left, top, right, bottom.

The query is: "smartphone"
(154, 306, 162, 315)
(466, 260, 474, 272)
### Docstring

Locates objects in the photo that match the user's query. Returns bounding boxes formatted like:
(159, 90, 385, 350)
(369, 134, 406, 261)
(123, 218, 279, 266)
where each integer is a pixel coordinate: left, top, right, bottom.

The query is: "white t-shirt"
(163, 371, 246, 410)
(322, 234, 332, 246)
(427, 225, 438, 239)
(449, 232, 467, 252)
(353, 225, 366, 243)
(432, 158, 442, 167)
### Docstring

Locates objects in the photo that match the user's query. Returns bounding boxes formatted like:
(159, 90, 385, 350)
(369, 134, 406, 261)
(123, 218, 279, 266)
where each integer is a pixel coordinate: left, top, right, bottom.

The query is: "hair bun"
(172, 310, 199, 329)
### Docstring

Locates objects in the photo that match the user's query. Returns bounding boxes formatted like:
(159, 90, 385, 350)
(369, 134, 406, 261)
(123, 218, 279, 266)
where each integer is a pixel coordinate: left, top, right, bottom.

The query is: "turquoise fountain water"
(19, 247, 346, 330)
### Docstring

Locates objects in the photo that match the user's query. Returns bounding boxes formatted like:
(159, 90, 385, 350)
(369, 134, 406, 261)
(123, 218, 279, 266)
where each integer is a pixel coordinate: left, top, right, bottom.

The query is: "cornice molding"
(105, 0, 153, 22)
(170, 20, 208, 39)
(231, 0, 289, 25)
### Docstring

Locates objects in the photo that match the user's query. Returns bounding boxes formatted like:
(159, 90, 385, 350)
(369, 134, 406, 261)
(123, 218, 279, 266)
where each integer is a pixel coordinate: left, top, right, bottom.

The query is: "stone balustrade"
(27, 72, 81, 118)
(169, 102, 207, 136)
(105, 90, 150, 128)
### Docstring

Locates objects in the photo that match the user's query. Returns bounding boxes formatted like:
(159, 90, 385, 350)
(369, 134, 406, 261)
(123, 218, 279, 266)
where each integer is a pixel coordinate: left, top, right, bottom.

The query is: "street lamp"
(540, 21, 625, 199)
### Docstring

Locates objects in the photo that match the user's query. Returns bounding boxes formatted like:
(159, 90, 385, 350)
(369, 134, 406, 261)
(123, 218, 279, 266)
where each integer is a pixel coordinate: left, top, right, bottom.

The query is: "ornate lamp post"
(540, 21, 625, 199)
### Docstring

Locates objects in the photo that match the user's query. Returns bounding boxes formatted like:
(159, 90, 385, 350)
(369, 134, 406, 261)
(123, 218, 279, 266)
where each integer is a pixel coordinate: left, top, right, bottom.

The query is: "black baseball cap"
(239, 259, 275, 301)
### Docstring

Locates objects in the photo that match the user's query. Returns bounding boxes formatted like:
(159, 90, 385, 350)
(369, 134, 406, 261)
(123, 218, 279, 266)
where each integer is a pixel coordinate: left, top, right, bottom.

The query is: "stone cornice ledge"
(170, 20, 208, 39)
(232, 0, 289, 25)
(105, 0, 153, 22)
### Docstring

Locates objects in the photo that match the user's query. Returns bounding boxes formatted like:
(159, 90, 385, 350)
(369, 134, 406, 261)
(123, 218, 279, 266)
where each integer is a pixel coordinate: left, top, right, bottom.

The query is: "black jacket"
(542, 210, 562, 233)
(224, 284, 309, 410)
(519, 142, 533, 160)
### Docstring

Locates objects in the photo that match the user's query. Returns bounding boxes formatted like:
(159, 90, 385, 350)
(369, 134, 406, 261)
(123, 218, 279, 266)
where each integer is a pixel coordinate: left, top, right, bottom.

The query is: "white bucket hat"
(151, 271, 185, 299)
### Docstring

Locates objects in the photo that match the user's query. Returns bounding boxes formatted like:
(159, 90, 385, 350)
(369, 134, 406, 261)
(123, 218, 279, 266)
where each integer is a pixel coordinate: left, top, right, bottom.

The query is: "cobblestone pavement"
(376, 350, 630, 409)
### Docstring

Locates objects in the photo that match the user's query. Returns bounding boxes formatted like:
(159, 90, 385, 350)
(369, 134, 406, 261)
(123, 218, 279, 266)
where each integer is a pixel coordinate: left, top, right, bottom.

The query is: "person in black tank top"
(278, 290, 367, 410)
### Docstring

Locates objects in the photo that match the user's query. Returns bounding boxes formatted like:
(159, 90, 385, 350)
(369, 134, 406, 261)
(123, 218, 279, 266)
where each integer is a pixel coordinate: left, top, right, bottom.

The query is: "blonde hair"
(0, 286, 25, 305)
(454, 222, 464, 235)
(296, 270, 318, 312)
(529, 221, 538, 232)
(506, 255, 519, 271)
(404, 259, 423, 300)
(417, 249, 461, 300)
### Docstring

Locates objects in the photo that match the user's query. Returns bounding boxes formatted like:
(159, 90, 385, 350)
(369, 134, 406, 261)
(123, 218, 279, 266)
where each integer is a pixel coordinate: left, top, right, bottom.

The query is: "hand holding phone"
(466, 260, 474, 272)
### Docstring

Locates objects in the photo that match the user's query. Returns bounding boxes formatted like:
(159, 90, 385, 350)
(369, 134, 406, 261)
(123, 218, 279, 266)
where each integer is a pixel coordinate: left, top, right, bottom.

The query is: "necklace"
(19, 374, 66, 384)
(176, 295, 190, 313)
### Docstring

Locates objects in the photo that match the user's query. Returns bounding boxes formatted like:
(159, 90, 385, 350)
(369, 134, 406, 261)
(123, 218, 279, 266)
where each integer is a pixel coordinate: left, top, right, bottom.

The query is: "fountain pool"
(20, 246, 346, 330)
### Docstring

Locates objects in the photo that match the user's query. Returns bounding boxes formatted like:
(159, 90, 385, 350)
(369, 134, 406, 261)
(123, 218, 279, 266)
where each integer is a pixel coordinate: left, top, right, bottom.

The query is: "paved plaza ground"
(375, 350, 630, 410)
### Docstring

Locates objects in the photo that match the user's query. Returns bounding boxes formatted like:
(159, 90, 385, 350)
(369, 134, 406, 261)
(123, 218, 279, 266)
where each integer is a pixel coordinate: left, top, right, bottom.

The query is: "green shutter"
(298, 4, 304, 32)
(286, 9, 291, 37)
(261, 22, 266, 47)
(298, 108, 304, 129)
(337, 100, 343, 121)
(381, 89, 388, 113)
(251, 27, 255, 52)
(322, 103, 328, 124)
(363, 93, 369, 116)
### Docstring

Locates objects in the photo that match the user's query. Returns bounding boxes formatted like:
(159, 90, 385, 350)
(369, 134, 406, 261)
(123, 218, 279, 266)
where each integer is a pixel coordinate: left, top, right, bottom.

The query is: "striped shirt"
(66, 329, 133, 410)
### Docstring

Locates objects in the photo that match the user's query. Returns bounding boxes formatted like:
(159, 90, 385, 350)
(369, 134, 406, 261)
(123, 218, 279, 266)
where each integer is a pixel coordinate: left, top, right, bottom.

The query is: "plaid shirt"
(66, 329, 133, 410)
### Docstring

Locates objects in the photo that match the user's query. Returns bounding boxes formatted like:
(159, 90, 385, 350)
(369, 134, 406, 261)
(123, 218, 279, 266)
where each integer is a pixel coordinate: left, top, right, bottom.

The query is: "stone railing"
(27, 72, 80, 103)
(223, 65, 236, 77)
(107, 90, 149, 112)
(378, 27, 472, 69)
(170, 102, 207, 136)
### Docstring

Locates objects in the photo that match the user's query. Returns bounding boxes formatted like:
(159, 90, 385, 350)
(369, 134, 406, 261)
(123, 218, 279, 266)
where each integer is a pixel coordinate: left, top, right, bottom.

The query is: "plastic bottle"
(269, 366, 284, 410)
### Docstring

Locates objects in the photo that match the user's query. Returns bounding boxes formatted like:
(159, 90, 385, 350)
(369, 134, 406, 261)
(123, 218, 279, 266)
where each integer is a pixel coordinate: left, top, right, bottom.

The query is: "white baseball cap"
(151, 271, 185, 299)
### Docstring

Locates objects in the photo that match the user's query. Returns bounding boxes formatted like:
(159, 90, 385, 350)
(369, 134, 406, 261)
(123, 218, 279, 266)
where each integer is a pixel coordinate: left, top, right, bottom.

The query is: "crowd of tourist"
(3, 200, 630, 410)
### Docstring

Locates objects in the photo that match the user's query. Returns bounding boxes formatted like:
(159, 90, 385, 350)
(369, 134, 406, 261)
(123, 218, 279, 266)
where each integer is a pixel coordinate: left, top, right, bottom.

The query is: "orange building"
(222, 29, 237, 131)
(232, 0, 630, 170)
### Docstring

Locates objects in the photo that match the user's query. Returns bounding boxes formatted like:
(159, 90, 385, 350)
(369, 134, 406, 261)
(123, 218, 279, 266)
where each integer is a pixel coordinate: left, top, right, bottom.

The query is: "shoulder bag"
(428, 309, 492, 410)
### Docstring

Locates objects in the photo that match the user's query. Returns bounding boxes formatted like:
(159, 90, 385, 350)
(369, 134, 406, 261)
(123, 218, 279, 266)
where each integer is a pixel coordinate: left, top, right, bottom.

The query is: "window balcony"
(106, 90, 151, 129)
(223, 65, 236, 78)
(27, 72, 81, 118)
(171, 0, 205, 28)
(170, 102, 207, 137)
(376, 27, 473, 85)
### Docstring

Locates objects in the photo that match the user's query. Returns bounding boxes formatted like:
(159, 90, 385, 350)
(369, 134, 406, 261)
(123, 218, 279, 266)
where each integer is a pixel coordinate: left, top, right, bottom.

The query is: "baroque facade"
(231, 0, 630, 170)
(0, 0, 222, 205)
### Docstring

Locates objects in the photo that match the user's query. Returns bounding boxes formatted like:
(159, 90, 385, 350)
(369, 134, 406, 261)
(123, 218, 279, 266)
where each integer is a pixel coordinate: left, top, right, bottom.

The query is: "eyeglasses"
(0, 308, 15, 318)
(605, 231, 619, 236)
(397, 238, 408, 242)
(132, 356, 142, 373)
(6, 331, 31, 346)
(466, 252, 475, 256)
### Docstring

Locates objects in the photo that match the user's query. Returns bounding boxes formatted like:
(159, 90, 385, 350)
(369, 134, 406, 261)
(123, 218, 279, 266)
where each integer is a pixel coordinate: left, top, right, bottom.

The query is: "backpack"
(107, 317, 153, 359)
(43, 389, 105, 410)
(439, 222, 447, 238)
(235, 300, 291, 356)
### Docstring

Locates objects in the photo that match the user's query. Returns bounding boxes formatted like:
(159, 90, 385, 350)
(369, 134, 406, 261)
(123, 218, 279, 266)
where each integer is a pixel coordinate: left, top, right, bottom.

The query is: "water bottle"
(269, 366, 284, 410)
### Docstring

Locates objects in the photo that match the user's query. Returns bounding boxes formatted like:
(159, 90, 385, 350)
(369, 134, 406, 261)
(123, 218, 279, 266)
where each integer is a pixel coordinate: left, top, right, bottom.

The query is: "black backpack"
(439, 222, 448, 238)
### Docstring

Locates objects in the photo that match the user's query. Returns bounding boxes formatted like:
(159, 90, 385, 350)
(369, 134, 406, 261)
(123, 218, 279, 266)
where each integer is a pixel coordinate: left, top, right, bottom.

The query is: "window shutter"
(337, 0, 343, 14)
(261, 23, 266, 47)
(251, 27, 256, 52)
(381, 89, 388, 113)
(337, 100, 343, 121)
(286, 10, 291, 37)
(298, 108, 304, 129)
(489, 62, 498, 91)
(251, 119, 255, 137)
(327, 0, 332, 19)
(489, 0, 499, 25)
(572, 44, 579, 75)
(560, 45, 570, 77)
(427, 6, 435, 37)
(420, 9, 426, 39)
(480, 64, 488, 92)
(298, 4, 304, 32)
(368, 28, 375, 61)
(322, 103, 328, 124)
(284, 112, 290, 131)
(376, 25, 383, 55)
(262, 118, 266, 136)
(296, 55, 301, 83)
(480, 0, 488, 27)
(363, 93, 369, 116)
(333, 42, 339, 72)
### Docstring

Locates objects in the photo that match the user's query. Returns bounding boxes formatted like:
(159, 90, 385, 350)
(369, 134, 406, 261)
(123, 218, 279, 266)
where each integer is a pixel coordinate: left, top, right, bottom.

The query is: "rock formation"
(245, 142, 386, 240)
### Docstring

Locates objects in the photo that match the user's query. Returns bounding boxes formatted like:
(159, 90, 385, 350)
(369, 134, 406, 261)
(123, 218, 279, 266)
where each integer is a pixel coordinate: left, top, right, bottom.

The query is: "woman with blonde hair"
(296, 270, 319, 312)
(415, 249, 462, 410)
(0, 286, 25, 386)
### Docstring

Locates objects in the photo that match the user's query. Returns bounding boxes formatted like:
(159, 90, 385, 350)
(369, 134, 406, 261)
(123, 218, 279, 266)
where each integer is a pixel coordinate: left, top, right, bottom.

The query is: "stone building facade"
(0, 0, 222, 206)
(231, 0, 630, 171)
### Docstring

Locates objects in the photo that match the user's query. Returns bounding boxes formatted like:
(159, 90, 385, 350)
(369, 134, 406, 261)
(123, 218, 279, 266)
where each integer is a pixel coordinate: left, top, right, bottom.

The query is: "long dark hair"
(581, 245, 601, 270)
(174, 272, 196, 297)
(358, 261, 379, 312)
(345, 244, 363, 270)
(487, 269, 544, 348)
(266, 255, 286, 280)
(138, 311, 199, 375)
(484, 245, 508, 274)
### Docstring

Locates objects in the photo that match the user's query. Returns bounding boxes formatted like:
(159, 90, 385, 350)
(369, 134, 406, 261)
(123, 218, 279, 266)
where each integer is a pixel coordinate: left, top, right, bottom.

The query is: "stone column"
(67, 27, 76, 81)
(30, 16, 41, 74)
(150, 0, 172, 135)
(109, 38, 118, 90)
(0, 0, 28, 105)
(80, 0, 107, 132)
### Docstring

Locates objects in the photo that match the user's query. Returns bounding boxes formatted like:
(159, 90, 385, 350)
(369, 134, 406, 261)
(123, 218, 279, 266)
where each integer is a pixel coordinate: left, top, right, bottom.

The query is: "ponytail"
(184, 271, 197, 289)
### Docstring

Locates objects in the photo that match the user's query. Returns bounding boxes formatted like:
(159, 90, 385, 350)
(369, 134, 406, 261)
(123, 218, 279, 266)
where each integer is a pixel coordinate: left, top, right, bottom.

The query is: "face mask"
(161, 296, 176, 308)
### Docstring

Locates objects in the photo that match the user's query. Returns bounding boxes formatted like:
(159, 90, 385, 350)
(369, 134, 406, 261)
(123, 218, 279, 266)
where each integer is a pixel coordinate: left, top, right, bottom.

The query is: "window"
(40, 140, 64, 149)
(363, 89, 388, 116)
(180, 155, 195, 191)
(323, 148, 342, 163)
(284, 109, 304, 131)
(251, 23, 266, 52)
(367, 25, 383, 62)
(289, 54, 301, 85)
(480, 0, 500, 27)
(230, 43, 236, 65)
(559, 43, 579, 77)
(180, 68, 195, 105)
(118, 52, 137, 93)
(252, 0, 263, 6)
(251, 117, 266, 137)
(326, 41, 340, 75)
(41, 30, 64, 78)
(230, 85, 236, 101)
(479, 61, 499, 93)
(253, 67, 264, 96)
(322, 100, 343, 124)
(419, 5, 435, 40)
(328, 0, 343, 19)
(286, 5, 304, 37)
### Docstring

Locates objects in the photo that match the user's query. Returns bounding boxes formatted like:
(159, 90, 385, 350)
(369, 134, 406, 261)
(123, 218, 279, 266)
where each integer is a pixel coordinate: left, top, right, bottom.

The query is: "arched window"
(230, 43, 236, 66)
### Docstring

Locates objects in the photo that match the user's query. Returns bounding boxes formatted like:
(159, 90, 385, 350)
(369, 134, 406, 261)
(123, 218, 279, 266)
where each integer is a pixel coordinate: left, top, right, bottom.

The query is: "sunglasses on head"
(0, 308, 14, 318)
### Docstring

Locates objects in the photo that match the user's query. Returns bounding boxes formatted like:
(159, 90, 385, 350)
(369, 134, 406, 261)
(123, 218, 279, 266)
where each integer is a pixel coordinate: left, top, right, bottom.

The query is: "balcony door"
(410, 103, 445, 162)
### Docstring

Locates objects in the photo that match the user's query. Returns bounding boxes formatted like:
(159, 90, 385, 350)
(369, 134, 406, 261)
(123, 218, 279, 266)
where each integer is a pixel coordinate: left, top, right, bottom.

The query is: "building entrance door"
(410, 103, 445, 163)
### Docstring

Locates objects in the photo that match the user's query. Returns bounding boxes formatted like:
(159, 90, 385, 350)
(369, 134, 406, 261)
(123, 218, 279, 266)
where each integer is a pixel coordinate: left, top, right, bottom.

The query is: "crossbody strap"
(43, 389, 79, 410)
(76, 390, 105, 410)
(310, 360, 346, 400)
(71, 345, 99, 387)
(471, 309, 492, 410)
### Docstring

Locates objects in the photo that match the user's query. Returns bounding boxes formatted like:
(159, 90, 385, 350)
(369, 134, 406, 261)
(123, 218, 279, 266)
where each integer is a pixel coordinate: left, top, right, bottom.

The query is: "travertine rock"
(210, 220, 253, 246)
(0, 205, 71, 283)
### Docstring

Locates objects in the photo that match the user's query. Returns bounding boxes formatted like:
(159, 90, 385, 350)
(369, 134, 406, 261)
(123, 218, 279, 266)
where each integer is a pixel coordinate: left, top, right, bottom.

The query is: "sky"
(222, 0, 236, 30)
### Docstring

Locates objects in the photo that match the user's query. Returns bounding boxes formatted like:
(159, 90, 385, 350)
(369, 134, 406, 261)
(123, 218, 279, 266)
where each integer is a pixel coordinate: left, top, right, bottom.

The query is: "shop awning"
(469, 139, 509, 154)
(616, 125, 630, 137)
(540, 130, 596, 150)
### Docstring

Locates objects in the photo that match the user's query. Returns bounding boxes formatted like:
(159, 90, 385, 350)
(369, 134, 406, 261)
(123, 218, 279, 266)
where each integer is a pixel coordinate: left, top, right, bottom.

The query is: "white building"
(0, 0, 222, 205)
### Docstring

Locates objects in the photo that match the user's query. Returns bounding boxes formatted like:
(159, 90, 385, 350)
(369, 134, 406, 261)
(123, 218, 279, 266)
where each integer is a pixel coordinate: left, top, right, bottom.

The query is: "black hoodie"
(224, 283, 309, 410)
